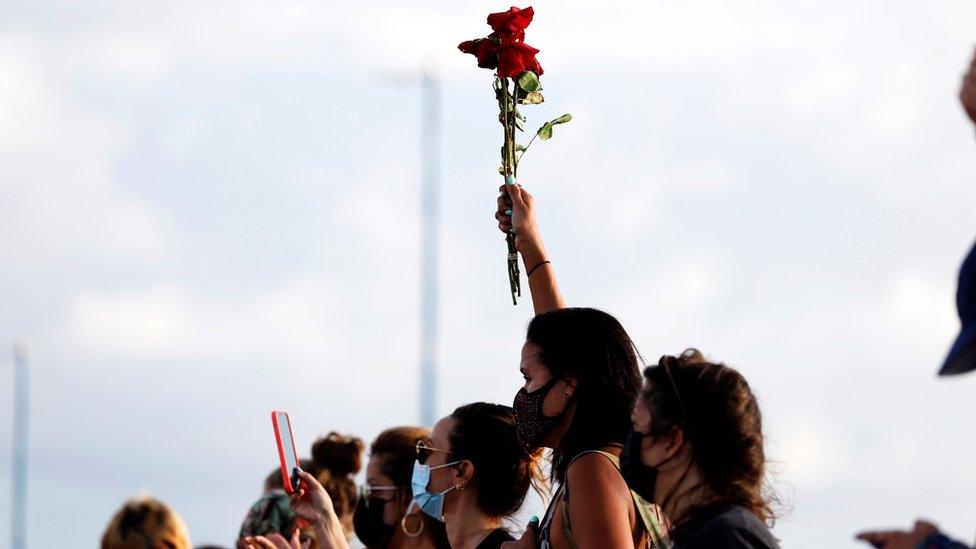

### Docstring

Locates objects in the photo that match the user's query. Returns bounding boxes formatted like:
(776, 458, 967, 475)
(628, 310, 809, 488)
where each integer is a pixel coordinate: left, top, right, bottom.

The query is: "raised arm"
(496, 183, 566, 313)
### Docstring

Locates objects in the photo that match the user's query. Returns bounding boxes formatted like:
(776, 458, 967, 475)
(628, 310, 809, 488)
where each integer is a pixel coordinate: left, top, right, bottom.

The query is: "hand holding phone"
(271, 411, 302, 494)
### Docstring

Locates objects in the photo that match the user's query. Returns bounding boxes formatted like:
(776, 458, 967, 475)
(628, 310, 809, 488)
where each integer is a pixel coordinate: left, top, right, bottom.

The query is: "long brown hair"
(370, 426, 429, 489)
(641, 349, 776, 533)
(448, 403, 546, 518)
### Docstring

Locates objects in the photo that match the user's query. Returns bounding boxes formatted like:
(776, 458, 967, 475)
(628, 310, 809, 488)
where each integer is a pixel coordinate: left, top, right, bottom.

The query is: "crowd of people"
(97, 50, 976, 549)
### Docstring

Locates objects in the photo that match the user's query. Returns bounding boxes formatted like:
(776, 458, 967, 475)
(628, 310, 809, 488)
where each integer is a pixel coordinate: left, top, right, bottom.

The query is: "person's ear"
(563, 376, 578, 398)
(664, 428, 685, 460)
(455, 460, 475, 492)
(457, 460, 475, 483)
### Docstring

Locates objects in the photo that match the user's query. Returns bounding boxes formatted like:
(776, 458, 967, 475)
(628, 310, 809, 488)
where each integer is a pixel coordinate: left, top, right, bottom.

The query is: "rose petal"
(487, 6, 535, 35)
(458, 39, 481, 54)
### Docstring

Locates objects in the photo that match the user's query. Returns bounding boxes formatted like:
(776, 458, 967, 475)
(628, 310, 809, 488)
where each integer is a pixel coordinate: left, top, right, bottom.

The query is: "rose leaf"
(537, 122, 553, 140)
(517, 71, 542, 92)
(519, 91, 545, 105)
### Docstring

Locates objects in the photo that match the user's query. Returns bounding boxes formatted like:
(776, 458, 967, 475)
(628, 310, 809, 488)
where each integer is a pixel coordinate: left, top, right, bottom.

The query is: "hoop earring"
(401, 512, 425, 538)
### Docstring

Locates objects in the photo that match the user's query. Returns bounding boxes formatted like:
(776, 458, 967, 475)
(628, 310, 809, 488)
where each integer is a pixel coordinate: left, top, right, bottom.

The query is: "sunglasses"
(415, 440, 452, 465)
(655, 357, 689, 423)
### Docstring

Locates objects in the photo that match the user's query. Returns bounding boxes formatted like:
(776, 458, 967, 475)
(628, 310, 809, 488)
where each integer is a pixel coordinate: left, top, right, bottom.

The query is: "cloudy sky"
(2, 0, 976, 547)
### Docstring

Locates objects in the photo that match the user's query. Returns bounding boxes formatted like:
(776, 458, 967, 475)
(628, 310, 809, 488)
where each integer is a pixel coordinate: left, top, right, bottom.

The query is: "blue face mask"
(408, 459, 461, 521)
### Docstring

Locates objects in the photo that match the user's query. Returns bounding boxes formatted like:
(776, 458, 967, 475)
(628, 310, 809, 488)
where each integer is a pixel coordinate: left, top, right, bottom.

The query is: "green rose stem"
(486, 71, 569, 305)
(500, 77, 521, 304)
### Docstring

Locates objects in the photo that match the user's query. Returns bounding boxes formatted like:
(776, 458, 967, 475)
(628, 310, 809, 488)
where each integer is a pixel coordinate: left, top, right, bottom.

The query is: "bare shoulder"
(563, 452, 639, 549)
(566, 452, 630, 503)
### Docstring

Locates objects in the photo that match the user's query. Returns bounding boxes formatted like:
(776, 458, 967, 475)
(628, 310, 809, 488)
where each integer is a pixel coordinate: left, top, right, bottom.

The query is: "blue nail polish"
(509, 228, 516, 234)
(506, 175, 516, 185)
(505, 209, 512, 215)
(529, 516, 540, 524)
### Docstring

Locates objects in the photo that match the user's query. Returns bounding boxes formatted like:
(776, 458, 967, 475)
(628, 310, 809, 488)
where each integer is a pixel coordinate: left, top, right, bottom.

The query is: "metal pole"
(12, 338, 31, 549)
(419, 68, 441, 427)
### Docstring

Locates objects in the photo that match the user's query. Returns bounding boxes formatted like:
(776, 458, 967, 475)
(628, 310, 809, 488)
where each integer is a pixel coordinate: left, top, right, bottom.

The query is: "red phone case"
(272, 410, 300, 494)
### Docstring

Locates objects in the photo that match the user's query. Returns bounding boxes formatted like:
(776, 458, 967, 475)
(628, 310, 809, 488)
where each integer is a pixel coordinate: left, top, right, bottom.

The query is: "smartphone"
(271, 410, 301, 494)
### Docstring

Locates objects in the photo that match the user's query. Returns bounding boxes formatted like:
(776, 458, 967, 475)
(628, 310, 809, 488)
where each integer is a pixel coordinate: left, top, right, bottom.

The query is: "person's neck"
(391, 522, 440, 549)
(543, 399, 578, 450)
(443, 493, 501, 549)
(658, 460, 708, 528)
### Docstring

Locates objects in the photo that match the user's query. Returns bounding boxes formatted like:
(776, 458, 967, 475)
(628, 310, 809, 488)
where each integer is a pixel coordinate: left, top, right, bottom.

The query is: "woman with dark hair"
(494, 179, 656, 549)
(414, 402, 544, 549)
(506, 307, 655, 549)
(494, 182, 686, 548)
(355, 426, 451, 549)
(620, 350, 779, 548)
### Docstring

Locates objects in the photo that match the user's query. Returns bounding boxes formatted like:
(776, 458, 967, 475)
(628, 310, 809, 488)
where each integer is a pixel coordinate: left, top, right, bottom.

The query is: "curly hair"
(311, 432, 364, 536)
(641, 349, 776, 534)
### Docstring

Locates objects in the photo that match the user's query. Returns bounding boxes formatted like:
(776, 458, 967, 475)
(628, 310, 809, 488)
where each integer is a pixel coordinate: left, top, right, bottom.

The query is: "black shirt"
(671, 505, 779, 549)
(475, 528, 515, 549)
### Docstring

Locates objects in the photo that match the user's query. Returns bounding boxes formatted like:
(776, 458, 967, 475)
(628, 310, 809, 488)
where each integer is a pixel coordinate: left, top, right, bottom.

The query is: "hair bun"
(311, 432, 364, 477)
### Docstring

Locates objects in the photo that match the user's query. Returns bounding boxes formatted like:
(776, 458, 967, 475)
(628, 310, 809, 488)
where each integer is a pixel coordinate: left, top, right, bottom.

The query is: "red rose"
(487, 6, 535, 43)
(459, 6, 542, 78)
(458, 38, 500, 70)
(496, 41, 543, 78)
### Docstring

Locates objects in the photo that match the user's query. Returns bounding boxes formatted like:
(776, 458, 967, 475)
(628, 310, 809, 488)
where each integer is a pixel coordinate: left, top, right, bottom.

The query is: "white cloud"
(790, 61, 862, 114)
(67, 285, 195, 359)
(65, 277, 344, 363)
(870, 60, 926, 137)
(0, 34, 166, 266)
(776, 419, 853, 488)
(882, 270, 958, 356)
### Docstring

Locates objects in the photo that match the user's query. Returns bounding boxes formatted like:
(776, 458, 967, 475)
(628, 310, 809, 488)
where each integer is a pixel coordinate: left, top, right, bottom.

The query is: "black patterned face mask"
(512, 377, 564, 448)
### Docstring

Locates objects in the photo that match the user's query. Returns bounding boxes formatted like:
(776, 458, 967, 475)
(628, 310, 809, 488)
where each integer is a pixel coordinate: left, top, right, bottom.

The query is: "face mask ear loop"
(429, 459, 463, 471)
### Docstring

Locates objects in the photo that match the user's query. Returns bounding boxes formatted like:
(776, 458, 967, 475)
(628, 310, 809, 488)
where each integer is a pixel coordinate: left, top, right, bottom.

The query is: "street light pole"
(375, 63, 442, 427)
(11, 338, 31, 549)
(419, 66, 441, 427)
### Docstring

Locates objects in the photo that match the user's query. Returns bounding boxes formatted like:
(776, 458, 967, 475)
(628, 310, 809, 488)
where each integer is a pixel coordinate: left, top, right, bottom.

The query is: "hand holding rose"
(495, 183, 542, 256)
